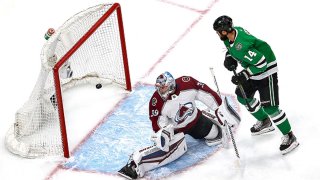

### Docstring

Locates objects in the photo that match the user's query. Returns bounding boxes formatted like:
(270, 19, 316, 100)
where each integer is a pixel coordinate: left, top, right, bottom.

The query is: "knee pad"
(204, 122, 229, 148)
(204, 124, 219, 140)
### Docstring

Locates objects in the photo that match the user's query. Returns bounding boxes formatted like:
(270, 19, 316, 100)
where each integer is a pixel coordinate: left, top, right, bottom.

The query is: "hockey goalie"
(118, 71, 240, 179)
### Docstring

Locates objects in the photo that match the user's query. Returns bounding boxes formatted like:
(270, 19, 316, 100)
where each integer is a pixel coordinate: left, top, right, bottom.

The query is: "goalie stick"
(209, 67, 240, 160)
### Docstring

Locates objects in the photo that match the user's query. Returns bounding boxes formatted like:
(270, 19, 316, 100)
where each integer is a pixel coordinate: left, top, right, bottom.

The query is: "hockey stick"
(209, 67, 221, 97)
(209, 67, 240, 160)
(232, 69, 254, 112)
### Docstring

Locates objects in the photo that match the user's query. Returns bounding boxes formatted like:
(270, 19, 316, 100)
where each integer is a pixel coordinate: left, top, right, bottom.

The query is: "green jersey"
(224, 26, 278, 80)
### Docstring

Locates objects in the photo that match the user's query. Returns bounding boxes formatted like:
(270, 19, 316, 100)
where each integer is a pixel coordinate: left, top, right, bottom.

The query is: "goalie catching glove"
(150, 125, 174, 152)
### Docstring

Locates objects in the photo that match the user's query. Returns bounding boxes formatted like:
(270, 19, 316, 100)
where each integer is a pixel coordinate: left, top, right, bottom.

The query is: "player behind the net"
(118, 71, 240, 179)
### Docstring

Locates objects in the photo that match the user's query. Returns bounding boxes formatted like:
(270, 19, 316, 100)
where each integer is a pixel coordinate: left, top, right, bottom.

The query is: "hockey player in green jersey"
(213, 15, 299, 155)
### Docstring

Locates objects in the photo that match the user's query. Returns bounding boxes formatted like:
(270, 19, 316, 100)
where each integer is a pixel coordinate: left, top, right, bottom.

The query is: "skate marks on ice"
(62, 84, 240, 179)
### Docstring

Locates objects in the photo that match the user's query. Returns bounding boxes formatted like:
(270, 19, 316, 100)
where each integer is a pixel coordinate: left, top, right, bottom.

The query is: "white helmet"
(155, 71, 176, 100)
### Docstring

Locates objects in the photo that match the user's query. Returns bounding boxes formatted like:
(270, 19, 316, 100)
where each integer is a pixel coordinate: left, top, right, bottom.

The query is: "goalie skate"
(118, 161, 138, 180)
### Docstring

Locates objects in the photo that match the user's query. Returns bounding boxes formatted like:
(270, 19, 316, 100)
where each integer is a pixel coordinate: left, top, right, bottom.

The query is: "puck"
(96, 83, 102, 89)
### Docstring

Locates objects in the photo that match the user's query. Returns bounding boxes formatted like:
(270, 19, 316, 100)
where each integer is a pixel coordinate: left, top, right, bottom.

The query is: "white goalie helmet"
(155, 71, 176, 100)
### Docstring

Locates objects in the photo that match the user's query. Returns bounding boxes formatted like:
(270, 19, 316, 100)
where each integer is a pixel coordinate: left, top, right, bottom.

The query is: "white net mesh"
(5, 3, 130, 158)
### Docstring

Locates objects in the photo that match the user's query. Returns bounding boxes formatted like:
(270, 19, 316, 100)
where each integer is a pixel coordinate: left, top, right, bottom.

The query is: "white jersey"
(149, 76, 222, 133)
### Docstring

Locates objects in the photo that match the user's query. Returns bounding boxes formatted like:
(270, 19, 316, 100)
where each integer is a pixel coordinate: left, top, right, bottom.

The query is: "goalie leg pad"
(201, 110, 229, 147)
(216, 97, 241, 126)
(205, 123, 219, 139)
(131, 132, 187, 178)
(204, 123, 221, 146)
(204, 120, 230, 148)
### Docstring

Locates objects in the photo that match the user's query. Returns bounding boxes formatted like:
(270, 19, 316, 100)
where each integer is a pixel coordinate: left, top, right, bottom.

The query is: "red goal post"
(5, 3, 131, 158)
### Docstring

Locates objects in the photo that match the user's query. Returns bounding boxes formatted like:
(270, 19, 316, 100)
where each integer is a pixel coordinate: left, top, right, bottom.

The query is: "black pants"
(236, 73, 279, 107)
(186, 113, 213, 139)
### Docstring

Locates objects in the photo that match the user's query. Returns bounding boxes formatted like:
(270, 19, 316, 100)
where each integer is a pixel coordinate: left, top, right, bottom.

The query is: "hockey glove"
(224, 52, 238, 71)
(150, 125, 174, 152)
(231, 70, 250, 85)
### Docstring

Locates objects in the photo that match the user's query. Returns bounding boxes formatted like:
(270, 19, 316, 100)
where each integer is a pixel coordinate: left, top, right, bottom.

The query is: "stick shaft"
(209, 67, 240, 159)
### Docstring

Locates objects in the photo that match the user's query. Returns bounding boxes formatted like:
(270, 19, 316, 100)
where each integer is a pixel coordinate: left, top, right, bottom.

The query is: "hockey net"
(5, 3, 131, 158)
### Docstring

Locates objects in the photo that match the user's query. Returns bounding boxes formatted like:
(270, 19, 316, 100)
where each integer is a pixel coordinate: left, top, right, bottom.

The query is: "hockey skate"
(118, 160, 138, 179)
(250, 118, 275, 135)
(280, 131, 299, 155)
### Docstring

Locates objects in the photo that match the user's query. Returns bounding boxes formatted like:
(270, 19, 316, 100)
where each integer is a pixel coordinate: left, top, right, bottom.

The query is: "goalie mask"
(155, 71, 176, 100)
